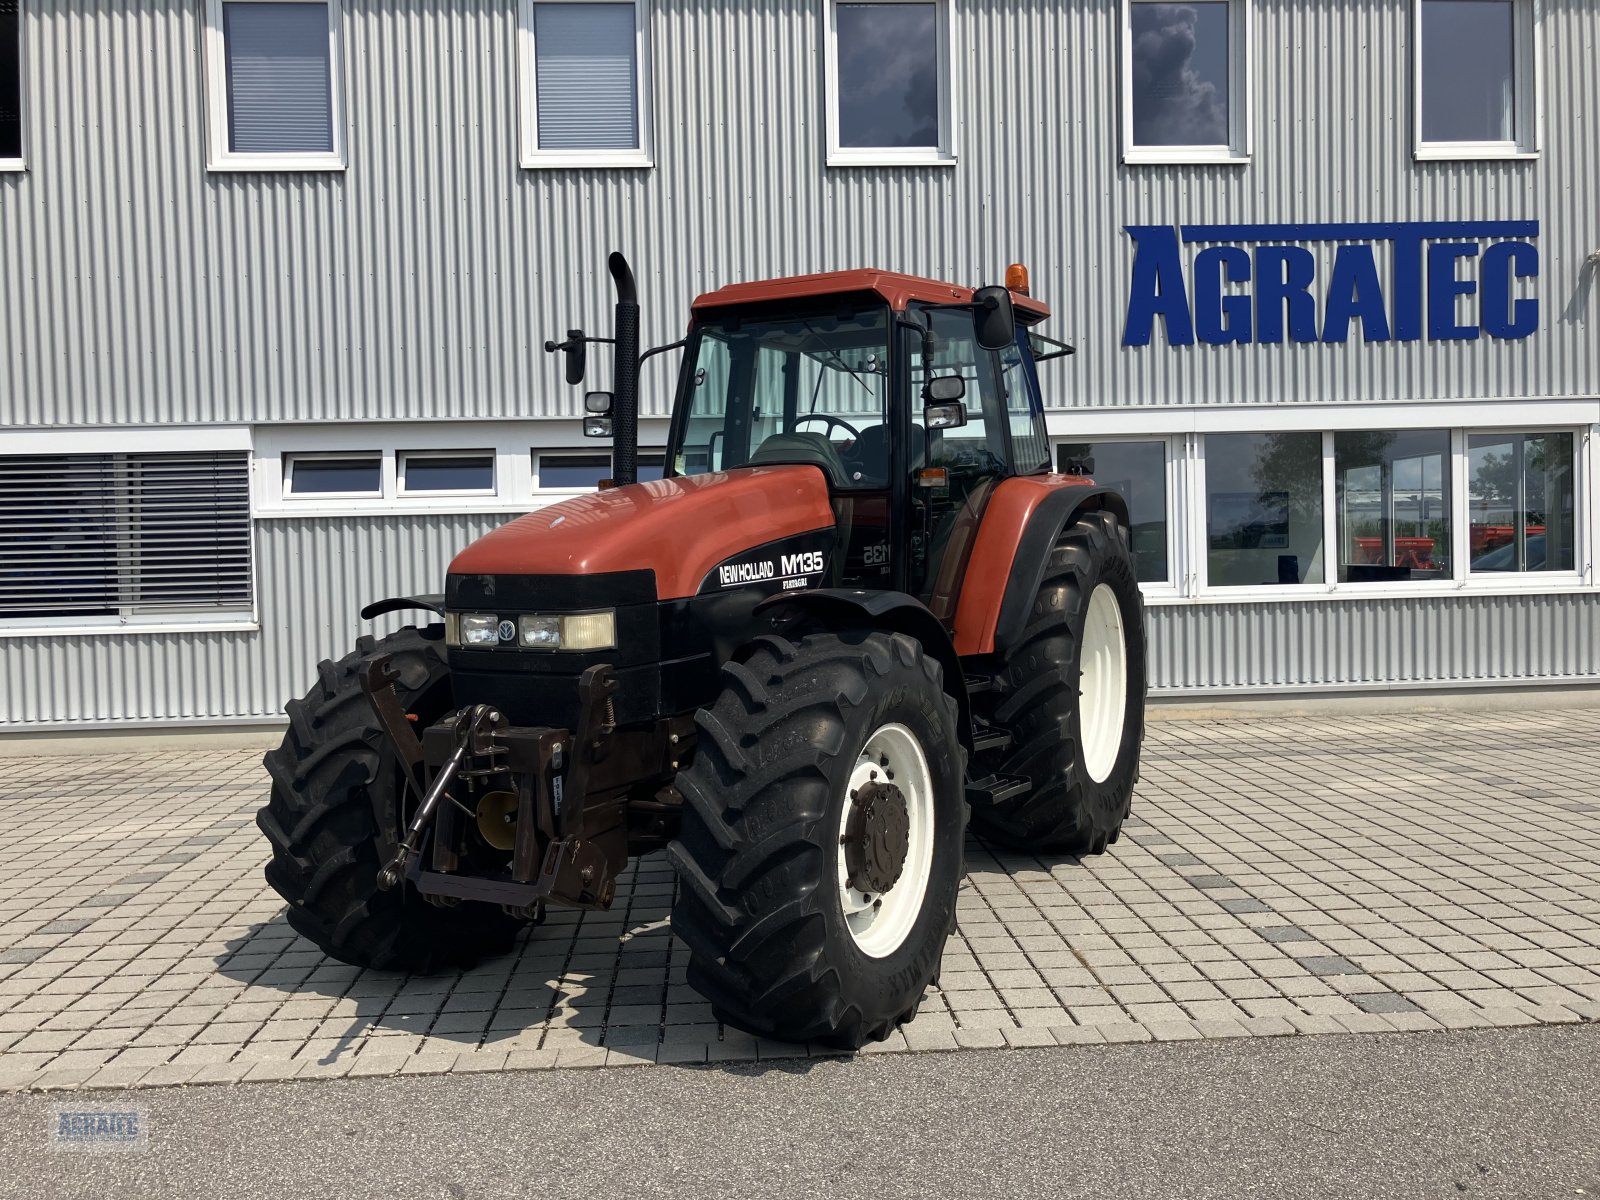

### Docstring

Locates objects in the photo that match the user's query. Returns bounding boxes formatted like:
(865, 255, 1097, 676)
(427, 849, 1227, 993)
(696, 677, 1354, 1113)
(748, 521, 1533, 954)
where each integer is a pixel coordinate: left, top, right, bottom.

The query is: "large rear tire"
(971, 509, 1146, 854)
(668, 630, 966, 1049)
(258, 625, 522, 972)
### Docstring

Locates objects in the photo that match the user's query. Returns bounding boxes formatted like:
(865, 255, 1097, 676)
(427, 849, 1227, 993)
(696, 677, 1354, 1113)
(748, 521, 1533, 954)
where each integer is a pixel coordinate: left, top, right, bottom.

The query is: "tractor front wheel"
(668, 630, 966, 1049)
(258, 625, 523, 972)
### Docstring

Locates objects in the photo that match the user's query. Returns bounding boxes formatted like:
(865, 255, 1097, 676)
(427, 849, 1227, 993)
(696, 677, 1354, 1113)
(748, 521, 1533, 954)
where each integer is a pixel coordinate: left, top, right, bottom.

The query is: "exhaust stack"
(607, 252, 640, 488)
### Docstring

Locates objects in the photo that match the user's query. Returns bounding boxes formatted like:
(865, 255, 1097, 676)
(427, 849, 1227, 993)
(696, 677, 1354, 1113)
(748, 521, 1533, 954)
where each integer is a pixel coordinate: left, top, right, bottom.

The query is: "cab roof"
(691, 268, 1050, 324)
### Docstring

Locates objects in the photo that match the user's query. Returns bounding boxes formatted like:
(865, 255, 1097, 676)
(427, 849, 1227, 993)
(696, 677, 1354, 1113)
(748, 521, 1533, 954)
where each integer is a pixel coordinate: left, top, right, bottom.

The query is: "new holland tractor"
(259, 255, 1147, 1048)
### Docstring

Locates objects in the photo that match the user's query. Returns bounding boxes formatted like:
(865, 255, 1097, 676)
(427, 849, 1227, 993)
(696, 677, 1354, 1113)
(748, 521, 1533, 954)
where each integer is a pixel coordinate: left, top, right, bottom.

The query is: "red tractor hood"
(448, 465, 837, 601)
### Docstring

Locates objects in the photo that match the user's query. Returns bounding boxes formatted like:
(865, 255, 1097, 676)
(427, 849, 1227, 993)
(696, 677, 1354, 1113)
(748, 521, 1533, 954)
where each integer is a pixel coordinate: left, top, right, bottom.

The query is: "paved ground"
(0, 707, 1596, 1091)
(7, 1026, 1600, 1199)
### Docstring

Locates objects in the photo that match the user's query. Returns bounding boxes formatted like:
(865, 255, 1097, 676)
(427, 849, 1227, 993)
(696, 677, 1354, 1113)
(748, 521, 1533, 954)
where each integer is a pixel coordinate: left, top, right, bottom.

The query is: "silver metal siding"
(2, 0, 1597, 426)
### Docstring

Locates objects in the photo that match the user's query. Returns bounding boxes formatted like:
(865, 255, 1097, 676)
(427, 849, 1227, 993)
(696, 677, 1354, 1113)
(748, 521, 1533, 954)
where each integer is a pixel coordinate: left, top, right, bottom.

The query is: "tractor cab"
(665, 269, 1058, 623)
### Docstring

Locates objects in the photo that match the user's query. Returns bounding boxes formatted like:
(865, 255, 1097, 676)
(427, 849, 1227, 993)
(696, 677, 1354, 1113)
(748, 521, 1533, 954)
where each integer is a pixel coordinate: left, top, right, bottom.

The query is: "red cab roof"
(691, 268, 1050, 323)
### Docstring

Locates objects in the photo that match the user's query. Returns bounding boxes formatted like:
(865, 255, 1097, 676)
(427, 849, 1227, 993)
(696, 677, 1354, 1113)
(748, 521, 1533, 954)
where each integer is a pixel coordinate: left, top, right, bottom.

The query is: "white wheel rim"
(1079, 583, 1129, 784)
(836, 722, 935, 959)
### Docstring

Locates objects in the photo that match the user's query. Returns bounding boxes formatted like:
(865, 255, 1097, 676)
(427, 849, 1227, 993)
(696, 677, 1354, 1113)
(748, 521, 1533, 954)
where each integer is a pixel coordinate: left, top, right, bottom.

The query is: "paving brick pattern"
(0, 707, 1596, 1091)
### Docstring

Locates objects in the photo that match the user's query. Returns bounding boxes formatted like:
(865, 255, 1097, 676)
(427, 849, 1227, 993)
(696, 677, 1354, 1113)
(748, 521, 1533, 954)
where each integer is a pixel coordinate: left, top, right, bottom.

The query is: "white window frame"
(203, 0, 347, 173)
(823, 0, 956, 168)
(1122, 0, 1252, 166)
(0, 0, 26, 172)
(283, 450, 384, 501)
(533, 448, 667, 494)
(1052, 435, 1184, 599)
(1045, 399, 1599, 606)
(397, 449, 498, 498)
(517, 0, 654, 170)
(1413, 0, 1542, 162)
(0, 425, 259, 637)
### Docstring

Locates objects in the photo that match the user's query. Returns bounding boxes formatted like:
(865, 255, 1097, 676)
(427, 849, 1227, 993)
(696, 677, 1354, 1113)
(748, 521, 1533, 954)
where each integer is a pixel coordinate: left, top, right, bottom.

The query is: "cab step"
(966, 773, 1031, 807)
(963, 674, 996, 695)
(969, 725, 1014, 755)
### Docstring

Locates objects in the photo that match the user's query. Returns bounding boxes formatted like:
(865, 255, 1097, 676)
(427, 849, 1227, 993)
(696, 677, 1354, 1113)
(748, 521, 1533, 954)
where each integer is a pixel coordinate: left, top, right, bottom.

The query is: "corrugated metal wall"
(1, 0, 1597, 726)
(1, 0, 1597, 425)
(2, 516, 1595, 727)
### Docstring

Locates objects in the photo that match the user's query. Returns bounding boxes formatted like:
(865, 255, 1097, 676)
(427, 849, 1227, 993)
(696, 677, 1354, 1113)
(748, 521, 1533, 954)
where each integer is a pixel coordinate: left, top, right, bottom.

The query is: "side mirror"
(924, 375, 965, 403)
(972, 285, 1017, 351)
(924, 401, 968, 430)
(543, 328, 589, 385)
(584, 391, 614, 415)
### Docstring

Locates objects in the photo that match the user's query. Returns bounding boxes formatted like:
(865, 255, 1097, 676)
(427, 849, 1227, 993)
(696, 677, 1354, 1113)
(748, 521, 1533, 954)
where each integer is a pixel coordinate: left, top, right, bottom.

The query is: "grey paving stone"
(1297, 955, 1363, 977)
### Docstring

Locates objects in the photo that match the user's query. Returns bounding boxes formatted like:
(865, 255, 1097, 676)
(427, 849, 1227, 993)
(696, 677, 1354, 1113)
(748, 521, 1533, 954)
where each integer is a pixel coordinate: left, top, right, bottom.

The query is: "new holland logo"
(1123, 220, 1540, 348)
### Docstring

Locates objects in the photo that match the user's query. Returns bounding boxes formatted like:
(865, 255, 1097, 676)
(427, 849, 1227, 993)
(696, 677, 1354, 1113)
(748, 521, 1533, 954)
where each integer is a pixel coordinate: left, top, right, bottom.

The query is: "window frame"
(202, 0, 346, 173)
(1413, 0, 1542, 162)
(0, 426, 258, 637)
(1053, 435, 1183, 597)
(534, 450, 666, 493)
(283, 450, 384, 500)
(517, 0, 654, 170)
(1044, 401, 1597, 606)
(823, 0, 956, 168)
(0, 0, 26, 172)
(396, 449, 498, 498)
(1121, 0, 1253, 166)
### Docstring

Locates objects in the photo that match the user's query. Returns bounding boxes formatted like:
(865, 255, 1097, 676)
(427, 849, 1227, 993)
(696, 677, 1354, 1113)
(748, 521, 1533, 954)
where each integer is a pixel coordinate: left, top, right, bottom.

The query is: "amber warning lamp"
(1005, 262, 1030, 296)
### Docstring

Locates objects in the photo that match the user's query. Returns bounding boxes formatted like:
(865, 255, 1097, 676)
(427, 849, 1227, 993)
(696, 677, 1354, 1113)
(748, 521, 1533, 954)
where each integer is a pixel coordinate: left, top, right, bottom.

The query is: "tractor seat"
(749, 431, 849, 487)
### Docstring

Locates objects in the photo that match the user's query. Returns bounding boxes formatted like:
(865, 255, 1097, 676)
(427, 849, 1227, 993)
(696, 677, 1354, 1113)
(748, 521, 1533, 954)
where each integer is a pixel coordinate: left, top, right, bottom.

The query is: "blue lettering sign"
(1122, 221, 1540, 348)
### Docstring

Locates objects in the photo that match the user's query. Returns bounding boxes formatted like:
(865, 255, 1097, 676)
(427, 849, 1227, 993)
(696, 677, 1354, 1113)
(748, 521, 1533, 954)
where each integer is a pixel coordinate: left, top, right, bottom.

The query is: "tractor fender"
(754, 588, 974, 750)
(952, 478, 1130, 658)
(359, 594, 446, 622)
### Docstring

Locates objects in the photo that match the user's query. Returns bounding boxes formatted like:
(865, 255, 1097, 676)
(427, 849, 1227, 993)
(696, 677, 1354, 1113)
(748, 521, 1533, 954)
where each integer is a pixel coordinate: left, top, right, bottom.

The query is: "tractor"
(259, 254, 1147, 1048)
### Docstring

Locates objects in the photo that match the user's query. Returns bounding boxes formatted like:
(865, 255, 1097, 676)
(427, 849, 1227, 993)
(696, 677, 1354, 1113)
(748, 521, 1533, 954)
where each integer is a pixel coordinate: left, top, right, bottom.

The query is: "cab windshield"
(671, 306, 891, 490)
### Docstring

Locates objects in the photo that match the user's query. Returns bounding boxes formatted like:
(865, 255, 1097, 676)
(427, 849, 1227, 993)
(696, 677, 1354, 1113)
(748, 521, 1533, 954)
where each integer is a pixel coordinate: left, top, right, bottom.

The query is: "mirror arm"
(639, 338, 687, 366)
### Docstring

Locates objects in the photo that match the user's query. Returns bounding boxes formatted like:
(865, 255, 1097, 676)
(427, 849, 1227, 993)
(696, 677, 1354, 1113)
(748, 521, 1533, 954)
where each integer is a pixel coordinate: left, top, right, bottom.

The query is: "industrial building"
(0, 0, 1596, 728)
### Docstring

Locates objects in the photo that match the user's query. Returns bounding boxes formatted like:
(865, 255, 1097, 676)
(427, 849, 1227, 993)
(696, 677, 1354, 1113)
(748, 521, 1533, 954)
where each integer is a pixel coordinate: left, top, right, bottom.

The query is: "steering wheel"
(793, 413, 863, 442)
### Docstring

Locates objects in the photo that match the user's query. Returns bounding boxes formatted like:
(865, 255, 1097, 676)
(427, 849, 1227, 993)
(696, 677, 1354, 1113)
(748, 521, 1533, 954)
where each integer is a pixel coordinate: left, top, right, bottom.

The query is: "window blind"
(533, 2, 638, 151)
(0, 453, 253, 618)
(224, 1, 334, 155)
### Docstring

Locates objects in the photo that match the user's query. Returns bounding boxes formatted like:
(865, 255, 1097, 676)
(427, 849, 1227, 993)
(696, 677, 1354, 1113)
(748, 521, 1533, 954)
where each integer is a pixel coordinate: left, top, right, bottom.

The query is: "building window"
(398, 452, 496, 496)
(519, 0, 652, 168)
(1203, 432, 1324, 587)
(1124, 0, 1251, 164)
(204, 0, 344, 171)
(0, 0, 21, 168)
(1058, 441, 1171, 585)
(1336, 430, 1452, 583)
(284, 453, 381, 497)
(0, 452, 253, 623)
(1467, 432, 1576, 574)
(1415, 0, 1538, 159)
(535, 452, 664, 490)
(825, 0, 953, 166)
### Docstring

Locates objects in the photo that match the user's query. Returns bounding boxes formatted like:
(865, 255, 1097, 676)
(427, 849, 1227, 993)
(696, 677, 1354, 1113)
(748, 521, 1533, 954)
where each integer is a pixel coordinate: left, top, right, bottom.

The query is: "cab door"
(902, 306, 1014, 625)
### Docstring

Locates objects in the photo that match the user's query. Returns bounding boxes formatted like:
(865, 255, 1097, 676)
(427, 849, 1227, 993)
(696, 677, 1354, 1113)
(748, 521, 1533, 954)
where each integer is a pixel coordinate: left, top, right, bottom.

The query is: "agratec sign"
(1123, 221, 1540, 348)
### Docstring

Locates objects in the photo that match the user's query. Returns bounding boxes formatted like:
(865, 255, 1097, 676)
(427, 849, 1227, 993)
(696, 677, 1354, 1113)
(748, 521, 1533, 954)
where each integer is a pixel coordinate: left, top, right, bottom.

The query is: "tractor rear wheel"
(971, 509, 1146, 854)
(258, 625, 522, 972)
(668, 630, 966, 1049)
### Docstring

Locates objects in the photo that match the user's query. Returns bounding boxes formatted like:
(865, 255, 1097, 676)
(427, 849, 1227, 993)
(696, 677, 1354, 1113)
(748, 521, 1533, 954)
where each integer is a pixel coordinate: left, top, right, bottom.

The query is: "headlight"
(457, 613, 502, 647)
(517, 610, 616, 651)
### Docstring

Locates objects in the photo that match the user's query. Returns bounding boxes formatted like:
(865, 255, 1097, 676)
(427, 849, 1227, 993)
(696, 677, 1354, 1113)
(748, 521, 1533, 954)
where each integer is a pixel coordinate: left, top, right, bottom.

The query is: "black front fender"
(359, 594, 447, 622)
(755, 588, 973, 750)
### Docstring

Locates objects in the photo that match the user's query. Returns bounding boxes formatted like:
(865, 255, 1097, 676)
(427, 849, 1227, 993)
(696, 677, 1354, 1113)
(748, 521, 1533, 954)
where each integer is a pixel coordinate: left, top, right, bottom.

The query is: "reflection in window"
(1204, 432, 1324, 586)
(1057, 441, 1169, 584)
(1336, 431, 1451, 582)
(1420, 0, 1515, 144)
(835, 1, 940, 149)
(1129, 1, 1231, 147)
(1468, 432, 1575, 573)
